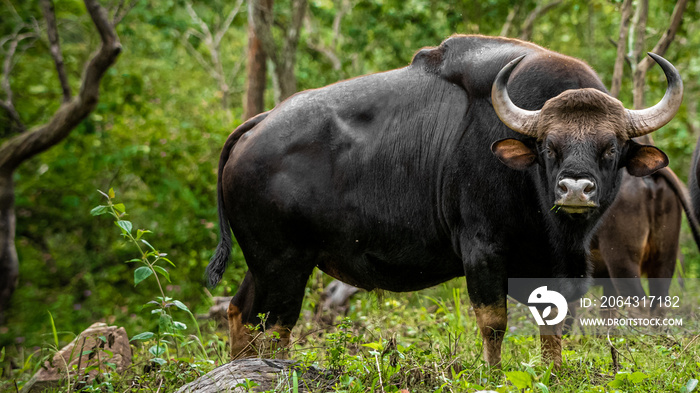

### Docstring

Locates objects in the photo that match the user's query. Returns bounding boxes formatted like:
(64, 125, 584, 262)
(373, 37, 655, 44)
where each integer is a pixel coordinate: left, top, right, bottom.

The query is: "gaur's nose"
(555, 178, 597, 206)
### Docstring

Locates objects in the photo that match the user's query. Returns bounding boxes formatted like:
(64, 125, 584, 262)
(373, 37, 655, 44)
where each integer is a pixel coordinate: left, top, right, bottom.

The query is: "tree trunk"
(0, 172, 17, 323)
(620, 0, 687, 146)
(610, 0, 632, 99)
(499, 4, 520, 37)
(176, 359, 335, 393)
(518, 0, 562, 41)
(274, 0, 306, 101)
(277, 61, 298, 101)
(0, 0, 121, 318)
(243, 0, 271, 120)
(41, 0, 71, 103)
(632, 0, 688, 110)
(631, 0, 649, 110)
(249, 0, 307, 103)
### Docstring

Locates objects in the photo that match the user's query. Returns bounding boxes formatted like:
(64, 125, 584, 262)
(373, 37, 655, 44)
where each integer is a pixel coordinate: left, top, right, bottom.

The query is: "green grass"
(289, 279, 700, 392)
(2, 275, 700, 392)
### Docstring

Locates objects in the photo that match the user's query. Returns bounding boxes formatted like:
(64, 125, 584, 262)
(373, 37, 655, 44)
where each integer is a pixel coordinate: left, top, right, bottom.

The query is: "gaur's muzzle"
(554, 177, 597, 213)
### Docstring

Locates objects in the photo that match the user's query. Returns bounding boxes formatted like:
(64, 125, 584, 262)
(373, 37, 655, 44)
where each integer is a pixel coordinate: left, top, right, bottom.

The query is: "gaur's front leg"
(539, 320, 564, 368)
(464, 246, 508, 367)
(472, 301, 508, 366)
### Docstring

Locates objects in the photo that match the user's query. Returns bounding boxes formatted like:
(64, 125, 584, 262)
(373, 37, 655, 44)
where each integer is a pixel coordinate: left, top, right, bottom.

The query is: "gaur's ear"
(624, 143, 668, 177)
(491, 138, 537, 170)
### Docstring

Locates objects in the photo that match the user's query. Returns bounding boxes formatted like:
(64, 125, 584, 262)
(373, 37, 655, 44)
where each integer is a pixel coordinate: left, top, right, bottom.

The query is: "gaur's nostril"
(583, 182, 596, 194)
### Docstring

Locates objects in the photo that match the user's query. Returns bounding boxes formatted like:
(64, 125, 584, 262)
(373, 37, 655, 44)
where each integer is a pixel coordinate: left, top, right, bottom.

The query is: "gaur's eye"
(604, 146, 617, 158)
(544, 143, 556, 159)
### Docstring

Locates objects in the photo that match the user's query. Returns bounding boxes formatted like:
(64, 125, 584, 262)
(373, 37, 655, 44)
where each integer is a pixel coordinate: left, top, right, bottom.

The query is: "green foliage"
(505, 370, 532, 390)
(608, 370, 649, 389)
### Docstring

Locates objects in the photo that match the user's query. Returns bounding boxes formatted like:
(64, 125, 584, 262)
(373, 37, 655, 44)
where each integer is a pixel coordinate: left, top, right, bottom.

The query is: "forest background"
(1, 0, 699, 376)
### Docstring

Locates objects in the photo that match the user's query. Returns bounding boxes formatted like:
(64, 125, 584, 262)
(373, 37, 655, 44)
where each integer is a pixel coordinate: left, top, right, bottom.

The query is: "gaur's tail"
(206, 112, 270, 288)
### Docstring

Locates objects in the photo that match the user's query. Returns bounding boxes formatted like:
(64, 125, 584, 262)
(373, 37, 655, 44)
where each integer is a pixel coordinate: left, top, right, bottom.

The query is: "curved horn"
(491, 55, 540, 138)
(626, 53, 683, 138)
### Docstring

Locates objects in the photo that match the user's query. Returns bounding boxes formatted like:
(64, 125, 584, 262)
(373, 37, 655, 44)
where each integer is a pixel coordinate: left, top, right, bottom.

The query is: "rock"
(22, 322, 132, 393)
(321, 280, 359, 311)
(314, 280, 360, 324)
(176, 358, 336, 393)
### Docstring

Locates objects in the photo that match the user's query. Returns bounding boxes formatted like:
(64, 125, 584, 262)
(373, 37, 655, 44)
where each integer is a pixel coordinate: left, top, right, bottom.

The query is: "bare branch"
(1, 28, 38, 132)
(1, 0, 22, 22)
(330, 0, 349, 47)
(631, 0, 648, 66)
(182, 0, 245, 108)
(227, 50, 246, 86)
(0, 102, 23, 132)
(286, 0, 307, 51)
(112, 0, 125, 24)
(304, 0, 347, 71)
(213, 0, 245, 48)
(628, 0, 687, 111)
(40, 0, 72, 103)
(308, 41, 341, 70)
(0, 23, 26, 49)
(610, 0, 632, 98)
(186, 28, 206, 41)
(185, 3, 213, 47)
(630, 0, 649, 110)
(519, 0, 562, 41)
(0, 0, 121, 172)
(638, 0, 689, 74)
(180, 29, 218, 77)
(2, 38, 21, 115)
(112, 0, 137, 25)
(500, 4, 520, 37)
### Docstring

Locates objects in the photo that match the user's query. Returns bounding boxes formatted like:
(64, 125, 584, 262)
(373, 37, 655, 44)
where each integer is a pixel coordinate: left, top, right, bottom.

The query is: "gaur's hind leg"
(228, 271, 257, 359)
(645, 254, 675, 318)
(643, 227, 678, 317)
(228, 256, 314, 359)
(599, 235, 647, 318)
(600, 278, 618, 320)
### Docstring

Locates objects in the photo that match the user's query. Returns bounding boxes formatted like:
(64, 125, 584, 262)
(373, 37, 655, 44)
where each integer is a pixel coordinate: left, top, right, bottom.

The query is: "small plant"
(325, 318, 356, 372)
(607, 370, 649, 390)
(91, 189, 206, 365)
(245, 312, 286, 358)
(505, 361, 554, 392)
